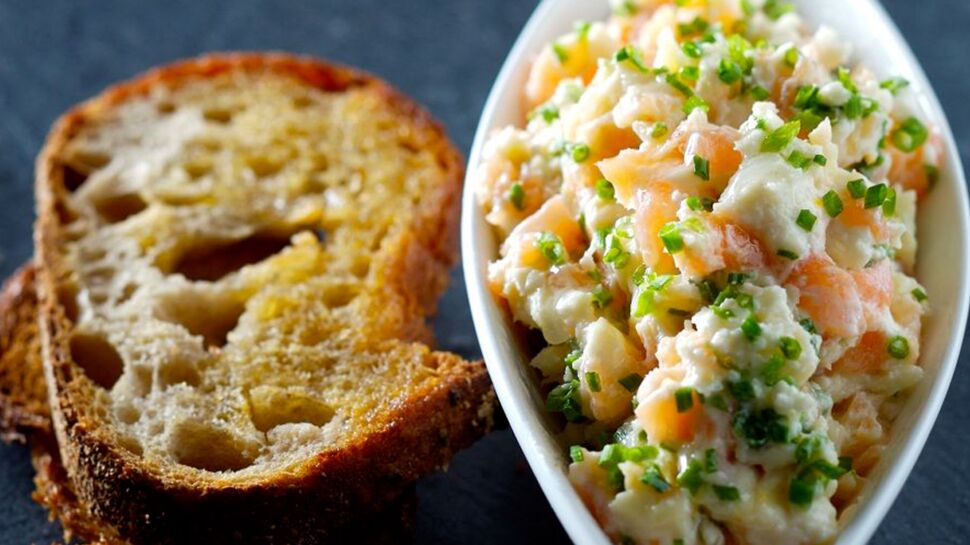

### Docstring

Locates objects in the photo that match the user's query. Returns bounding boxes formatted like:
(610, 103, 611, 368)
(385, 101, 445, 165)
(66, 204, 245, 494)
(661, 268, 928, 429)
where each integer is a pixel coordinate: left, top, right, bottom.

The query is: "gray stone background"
(0, 1, 966, 543)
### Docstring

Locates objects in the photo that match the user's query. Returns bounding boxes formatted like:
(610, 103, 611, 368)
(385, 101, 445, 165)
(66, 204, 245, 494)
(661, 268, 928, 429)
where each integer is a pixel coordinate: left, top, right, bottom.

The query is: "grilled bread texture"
(32, 53, 493, 544)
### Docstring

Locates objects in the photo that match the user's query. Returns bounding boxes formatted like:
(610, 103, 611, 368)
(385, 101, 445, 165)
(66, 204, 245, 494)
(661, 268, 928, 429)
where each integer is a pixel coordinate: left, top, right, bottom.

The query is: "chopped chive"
(614, 0, 637, 16)
(880, 77, 909, 95)
(789, 475, 815, 506)
(570, 445, 585, 462)
(924, 164, 940, 188)
(887, 335, 910, 359)
(735, 292, 754, 309)
(592, 284, 613, 308)
(847, 179, 866, 199)
(571, 143, 591, 162)
(659, 223, 684, 253)
(793, 85, 820, 109)
(665, 73, 693, 96)
(641, 465, 671, 492)
(741, 315, 762, 341)
(799, 317, 818, 334)
(619, 373, 643, 392)
(508, 182, 525, 210)
(545, 380, 584, 422)
(552, 42, 568, 64)
(676, 459, 704, 494)
(717, 59, 743, 84)
(683, 95, 710, 114)
(595, 178, 615, 200)
(674, 387, 694, 412)
(535, 231, 567, 265)
(574, 20, 591, 41)
(822, 190, 843, 217)
(779, 336, 802, 360)
(586, 371, 602, 392)
(704, 449, 718, 473)
(693, 155, 710, 180)
(891, 117, 928, 152)
(750, 85, 770, 100)
(786, 149, 812, 169)
(727, 378, 755, 401)
(795, 209, 817, 231)
(677, 15, 709, 36)
(783, 47, 799, 67)
(761, 354, 785, 385)
(727, 272, 748, 285)
(679, 66, 699, 83)
(882, 186, 897, 216)
(614, 45, 649, 72)
(864, 183, 888, 209)
(711, 305, 735, 320)
(686, 195, 714, 211)
(912, 287, 928, 302)
(761, 120, 801, 152)
(813, 154, 827, 166)
(682, 41, 702, 59)
(651, 122, 668, 139)
(843, 94, 863, 119)
(713, 484, 740, 501)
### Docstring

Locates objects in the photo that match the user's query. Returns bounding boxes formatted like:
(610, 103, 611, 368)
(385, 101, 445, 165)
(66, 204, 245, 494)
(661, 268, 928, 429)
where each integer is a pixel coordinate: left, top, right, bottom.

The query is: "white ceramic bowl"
(462, 1, 970, 544)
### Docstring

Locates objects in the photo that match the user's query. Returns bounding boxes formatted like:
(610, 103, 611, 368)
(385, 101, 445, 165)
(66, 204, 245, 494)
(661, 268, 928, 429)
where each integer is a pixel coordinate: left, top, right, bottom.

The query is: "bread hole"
(244, 154, 284, 177)
(248, 385, 334, 432)
(173, 233, 291, 282)
(69, 332, 124, 390)
(157, 101, 176, 114)
(292, 95, 314, 109)
(202, 107, 233, 124)
(182, 157, 213, 179)
(351, 256, 370, 278)
(94, 193, 147, 223)
(321, 284, 359, 308)
(116, 434, 143, 456)
(117, 283, 138, 304)
(114, 402, 141, 425)
(155, 292, 244, 348)
(62, 164, 89, 193)
(157, 358, 201, 389)
(168, 420, 255, 472)
(54, 197, 79, 225)
(57, 282, 80, 323)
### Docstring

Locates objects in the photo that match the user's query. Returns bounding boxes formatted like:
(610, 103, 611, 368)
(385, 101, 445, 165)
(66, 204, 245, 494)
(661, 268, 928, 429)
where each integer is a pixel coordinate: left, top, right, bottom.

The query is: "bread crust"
(0, 262, 49, 442)
(34, 53, 493, 544)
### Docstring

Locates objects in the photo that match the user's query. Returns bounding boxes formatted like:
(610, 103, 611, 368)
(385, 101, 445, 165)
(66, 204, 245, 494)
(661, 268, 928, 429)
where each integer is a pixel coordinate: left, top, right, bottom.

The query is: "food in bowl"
(473, 1, 942, 543)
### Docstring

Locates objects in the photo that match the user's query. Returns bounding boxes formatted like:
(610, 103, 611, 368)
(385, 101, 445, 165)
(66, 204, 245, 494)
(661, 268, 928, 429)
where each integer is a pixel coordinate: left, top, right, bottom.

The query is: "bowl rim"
(461, 1, 970, 544)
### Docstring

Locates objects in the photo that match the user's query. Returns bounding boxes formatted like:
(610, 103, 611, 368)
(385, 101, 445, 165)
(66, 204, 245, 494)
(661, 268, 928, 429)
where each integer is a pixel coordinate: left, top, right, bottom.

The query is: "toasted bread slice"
(0, 262, 49, 441)
(33, 53, 493, 544)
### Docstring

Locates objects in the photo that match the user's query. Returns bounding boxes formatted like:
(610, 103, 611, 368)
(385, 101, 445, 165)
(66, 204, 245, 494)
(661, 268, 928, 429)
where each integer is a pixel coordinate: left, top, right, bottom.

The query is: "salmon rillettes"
(475, 1, 940, 544)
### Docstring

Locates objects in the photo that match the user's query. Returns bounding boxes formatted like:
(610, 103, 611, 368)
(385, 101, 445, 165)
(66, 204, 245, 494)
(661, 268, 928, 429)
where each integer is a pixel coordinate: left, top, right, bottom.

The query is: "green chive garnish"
(619, 373, 643, 393)
(761, 120, 801, 152)
(595, 178, 615, 200)
(570, 445, 584, 462)
(659, 223, 684, 253)
(864, 183, 888, 209)
(847, 179, 866, 198)
(509, 182, 525, 210)
(535, 232, 567, 265)
(586, 371, 602, 392)
(713, 484, 740, 501)
(741, 315, 762, 341)
(675, 387, 694, 412)
(779, 337, 802, 360)
(822, 190, 843, 217)
(891, 117, 928, 152)
(694, 155, 710, 180)
(887, 335, 910, 359)
(796, 209, 817, 231)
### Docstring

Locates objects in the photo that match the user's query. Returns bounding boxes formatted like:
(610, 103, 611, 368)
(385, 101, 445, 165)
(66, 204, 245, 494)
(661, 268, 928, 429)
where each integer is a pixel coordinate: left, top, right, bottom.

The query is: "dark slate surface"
(0, 1, 966, 543)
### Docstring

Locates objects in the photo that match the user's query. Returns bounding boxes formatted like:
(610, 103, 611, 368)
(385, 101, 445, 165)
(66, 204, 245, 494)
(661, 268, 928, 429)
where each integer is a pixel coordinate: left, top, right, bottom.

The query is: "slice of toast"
(32, 53, 493, 544)
(0, 266, 421, 545)
(0, 262, 49, 441)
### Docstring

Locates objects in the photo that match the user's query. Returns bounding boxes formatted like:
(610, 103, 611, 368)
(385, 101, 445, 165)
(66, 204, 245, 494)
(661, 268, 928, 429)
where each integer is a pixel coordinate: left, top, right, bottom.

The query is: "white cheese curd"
(479, 1, 939, 543)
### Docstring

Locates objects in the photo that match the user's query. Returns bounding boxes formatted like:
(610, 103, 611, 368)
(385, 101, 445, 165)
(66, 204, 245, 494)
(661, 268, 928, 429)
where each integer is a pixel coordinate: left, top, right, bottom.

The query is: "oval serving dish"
(461, 1, 970, 544)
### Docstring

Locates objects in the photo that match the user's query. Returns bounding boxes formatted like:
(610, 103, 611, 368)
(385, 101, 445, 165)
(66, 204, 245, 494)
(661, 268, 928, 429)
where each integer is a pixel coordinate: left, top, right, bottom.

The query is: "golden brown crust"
(33, 53, 493, 544)
(0, 262, 49, 442)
